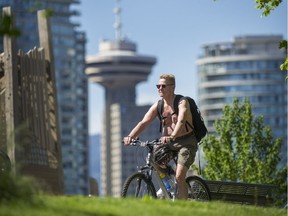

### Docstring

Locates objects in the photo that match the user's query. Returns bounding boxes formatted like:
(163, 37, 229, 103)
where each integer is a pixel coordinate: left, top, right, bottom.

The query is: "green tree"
(200, 98, 287, 204)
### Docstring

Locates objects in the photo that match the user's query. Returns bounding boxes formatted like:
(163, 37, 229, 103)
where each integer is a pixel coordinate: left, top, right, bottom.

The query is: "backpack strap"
(174, 95, 193, 131)
(173, 94, 184, 115)
(157, 99, 164, 132)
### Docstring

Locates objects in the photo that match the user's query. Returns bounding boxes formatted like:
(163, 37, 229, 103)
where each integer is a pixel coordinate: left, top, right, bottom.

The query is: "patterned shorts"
(168, 133, 198, 168)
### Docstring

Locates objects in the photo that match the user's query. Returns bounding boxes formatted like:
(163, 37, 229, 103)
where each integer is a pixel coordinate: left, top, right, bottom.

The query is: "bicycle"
(121, 138, 211, 201)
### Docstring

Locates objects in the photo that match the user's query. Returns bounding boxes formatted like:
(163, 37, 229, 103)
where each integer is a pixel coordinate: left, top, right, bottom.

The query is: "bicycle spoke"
(190, 181, 207, 199)
(134, 178, 142, 197)
(186, 176, 211, 201)
(122, 172, 157, 198)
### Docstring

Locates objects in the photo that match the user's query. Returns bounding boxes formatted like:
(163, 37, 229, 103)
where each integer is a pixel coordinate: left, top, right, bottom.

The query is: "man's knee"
(175, 164, 187, 182)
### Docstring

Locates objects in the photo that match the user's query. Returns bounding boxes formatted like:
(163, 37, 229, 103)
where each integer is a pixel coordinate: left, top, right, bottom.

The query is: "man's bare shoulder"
(151, 100, 160, 108)
(146, 101, 160, 114)
(178, 97, 188, 106)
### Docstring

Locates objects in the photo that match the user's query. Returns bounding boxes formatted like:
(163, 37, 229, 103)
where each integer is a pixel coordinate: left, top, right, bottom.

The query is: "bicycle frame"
(138, 143, 175, 199)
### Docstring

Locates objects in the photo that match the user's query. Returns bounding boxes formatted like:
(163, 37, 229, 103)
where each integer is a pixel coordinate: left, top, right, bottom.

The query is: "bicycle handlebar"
(128, 138, 162, 147)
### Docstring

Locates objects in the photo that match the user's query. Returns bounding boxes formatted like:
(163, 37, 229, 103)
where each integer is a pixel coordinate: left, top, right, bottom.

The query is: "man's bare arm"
(123, 102, 158, 144)
(170, 99, 188, 138)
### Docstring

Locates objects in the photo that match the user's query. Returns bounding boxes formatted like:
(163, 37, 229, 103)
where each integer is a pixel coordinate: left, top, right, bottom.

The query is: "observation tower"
(86, 1, 156, 106)
(85, 0, 157, 196)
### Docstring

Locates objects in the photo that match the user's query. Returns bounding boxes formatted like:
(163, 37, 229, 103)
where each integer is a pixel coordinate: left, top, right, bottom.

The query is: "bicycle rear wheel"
(186, 176, 211, 201)
(121, 172, 157, 198)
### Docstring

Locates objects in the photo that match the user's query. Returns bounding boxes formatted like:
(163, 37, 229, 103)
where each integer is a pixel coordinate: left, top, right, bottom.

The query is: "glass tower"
(196, 35, 287, 163)
(0, 0, 89, 195)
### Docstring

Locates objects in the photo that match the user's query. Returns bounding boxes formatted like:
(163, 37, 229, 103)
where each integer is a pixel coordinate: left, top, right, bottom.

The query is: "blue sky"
(76, 0, 287, 135)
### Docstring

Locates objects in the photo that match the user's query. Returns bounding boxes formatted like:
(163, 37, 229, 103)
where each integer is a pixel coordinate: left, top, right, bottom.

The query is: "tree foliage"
(279, 40, 288, 74)
(255, 0, 283, 16)
(0, 13, 20, 37)
(0, 5, 54, 37)
(200, 98, 287, 204)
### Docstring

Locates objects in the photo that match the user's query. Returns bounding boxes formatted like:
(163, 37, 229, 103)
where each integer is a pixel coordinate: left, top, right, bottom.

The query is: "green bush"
(0, 172, 42, 204)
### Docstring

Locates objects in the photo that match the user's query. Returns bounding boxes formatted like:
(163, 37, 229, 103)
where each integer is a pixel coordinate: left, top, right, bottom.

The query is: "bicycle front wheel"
(186, 176, 211, 201)
(121, 172, 157, 199)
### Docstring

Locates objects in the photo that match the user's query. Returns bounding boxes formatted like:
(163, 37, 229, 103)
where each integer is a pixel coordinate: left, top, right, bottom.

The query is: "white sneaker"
(156, 188, 164, 198)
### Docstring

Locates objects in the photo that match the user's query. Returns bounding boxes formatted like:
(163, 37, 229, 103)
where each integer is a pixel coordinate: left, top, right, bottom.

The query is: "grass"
(0, 195, 286, 216)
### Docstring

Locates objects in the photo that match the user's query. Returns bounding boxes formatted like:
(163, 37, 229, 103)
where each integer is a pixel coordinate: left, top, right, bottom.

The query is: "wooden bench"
(205, 180, 278, 206)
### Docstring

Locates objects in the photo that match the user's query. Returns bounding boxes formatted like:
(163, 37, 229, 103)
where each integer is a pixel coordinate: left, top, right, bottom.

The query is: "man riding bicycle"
(123, 74, 198, 199)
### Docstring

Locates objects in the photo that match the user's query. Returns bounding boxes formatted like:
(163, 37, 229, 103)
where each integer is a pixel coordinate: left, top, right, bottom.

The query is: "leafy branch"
(255, 0, 283, 16)
(0, 13, 21, 37)
(279, 40, 288, 78)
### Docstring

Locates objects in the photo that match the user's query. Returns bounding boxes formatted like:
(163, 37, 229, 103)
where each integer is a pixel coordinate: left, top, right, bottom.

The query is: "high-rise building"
(196, 35, 287, 162)
(85, 1, 158, 196)
(0, 0, 89, 195)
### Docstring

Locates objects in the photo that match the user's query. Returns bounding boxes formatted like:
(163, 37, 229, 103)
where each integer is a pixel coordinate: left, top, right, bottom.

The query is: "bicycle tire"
(186, 175, 211, 201)
(121, 172, 157, 198)
(0, 150, 11, 174)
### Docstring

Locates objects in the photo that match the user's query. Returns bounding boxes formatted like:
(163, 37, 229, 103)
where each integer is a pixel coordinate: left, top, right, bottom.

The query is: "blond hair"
(159, 74, 175, 85)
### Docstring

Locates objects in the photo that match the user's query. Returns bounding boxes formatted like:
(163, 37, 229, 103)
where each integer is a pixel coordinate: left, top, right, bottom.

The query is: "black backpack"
(157, 94, 208, 143)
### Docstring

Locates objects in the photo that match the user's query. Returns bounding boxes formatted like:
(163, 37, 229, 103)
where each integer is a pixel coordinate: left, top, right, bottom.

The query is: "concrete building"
(196, 35, 287, 162)
(86, 1, 158, 196)
(86, 38, 158, 197)
(0, 0, 89, 195)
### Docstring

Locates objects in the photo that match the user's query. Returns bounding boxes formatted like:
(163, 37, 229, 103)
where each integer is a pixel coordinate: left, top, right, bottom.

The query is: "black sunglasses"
(156, 84, 174, 89)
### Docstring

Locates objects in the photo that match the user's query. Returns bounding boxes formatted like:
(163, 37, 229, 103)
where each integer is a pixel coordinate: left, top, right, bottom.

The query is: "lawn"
(0, 195, 286, 216)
